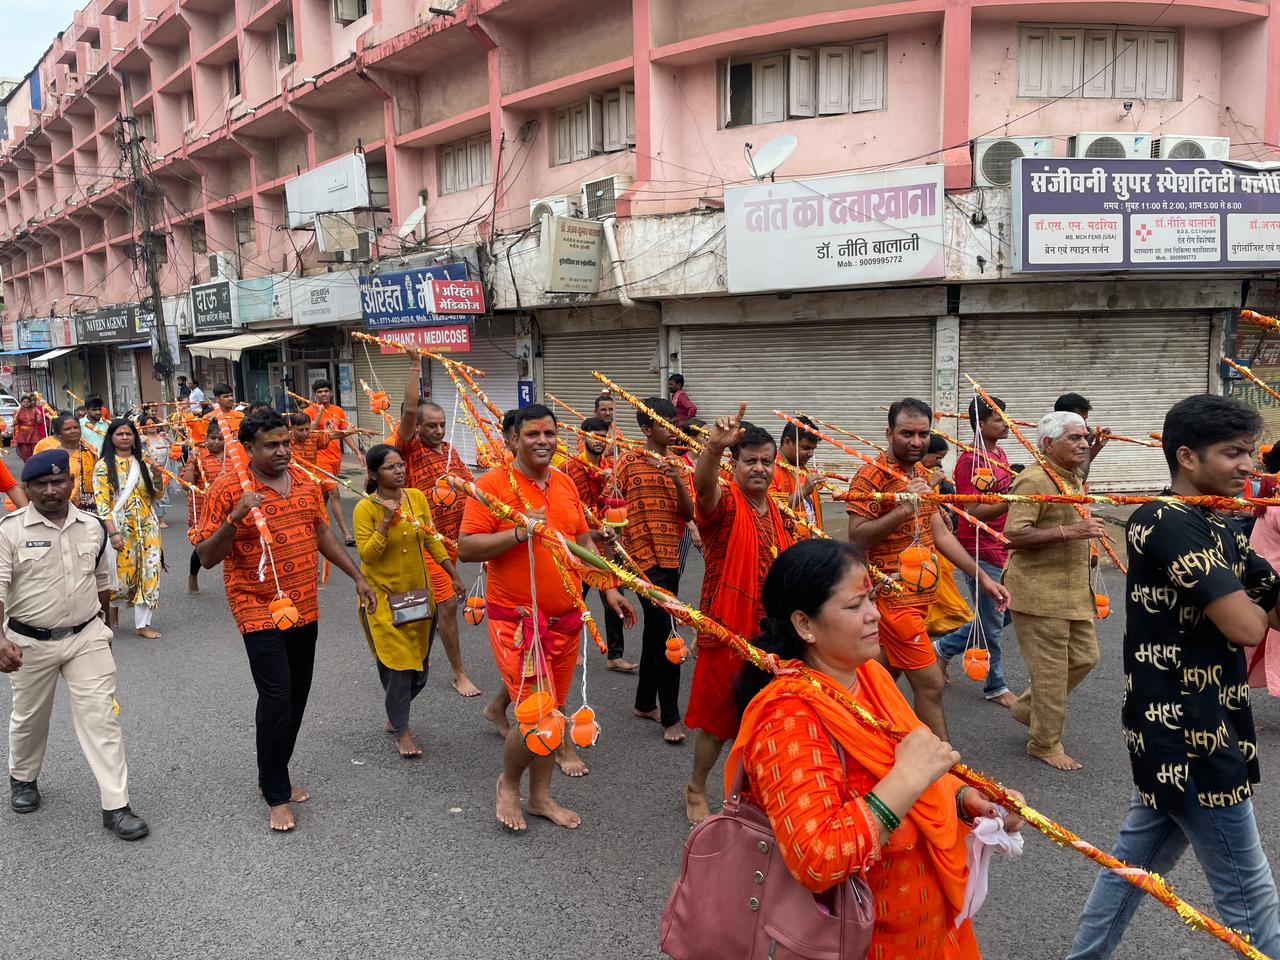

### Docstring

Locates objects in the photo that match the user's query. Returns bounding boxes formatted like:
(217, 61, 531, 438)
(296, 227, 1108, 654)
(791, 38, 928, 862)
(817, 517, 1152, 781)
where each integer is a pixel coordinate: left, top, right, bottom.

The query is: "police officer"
(0, 449, 148, 840)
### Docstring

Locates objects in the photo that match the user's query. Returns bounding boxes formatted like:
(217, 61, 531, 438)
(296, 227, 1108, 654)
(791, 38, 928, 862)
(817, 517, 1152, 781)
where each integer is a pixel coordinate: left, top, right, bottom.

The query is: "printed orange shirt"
(399, 437, 474, 540)
(458, 467, 588, 618)
(846, 453, 938, 609)
(561, 454, 608, 516)
(617, 449, 688, 571)
(187, 450, 227, 538)
(304, 403, 350, 473)
(770, 460, 823, 533)
(198, 465, 328, 634)
(290, 430, 332, 469)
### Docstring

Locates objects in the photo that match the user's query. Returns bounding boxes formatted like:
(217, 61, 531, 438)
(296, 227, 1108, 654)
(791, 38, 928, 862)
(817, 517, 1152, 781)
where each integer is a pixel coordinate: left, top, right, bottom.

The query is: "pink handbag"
(660, 753, 875, 960)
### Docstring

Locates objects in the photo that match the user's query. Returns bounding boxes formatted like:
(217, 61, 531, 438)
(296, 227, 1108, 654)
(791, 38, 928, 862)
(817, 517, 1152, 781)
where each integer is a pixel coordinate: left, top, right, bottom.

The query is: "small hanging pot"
(431, 476, 459, 509)
(570, 706, 600, 748)
(513, 689, 555, 725)
(963, 647, 990, 681)
(269, 596, 301, 631)
(463, 596, 486, 625)
(972, 467, 994, 493)
(896, 544, 940, 593)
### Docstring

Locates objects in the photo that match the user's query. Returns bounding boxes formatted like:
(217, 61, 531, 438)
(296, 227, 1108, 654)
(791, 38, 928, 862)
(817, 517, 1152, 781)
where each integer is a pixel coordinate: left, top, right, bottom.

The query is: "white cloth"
(133, 605, 153, 630)
(956, 810, 1025, 926)
(188, 387, 206, 413)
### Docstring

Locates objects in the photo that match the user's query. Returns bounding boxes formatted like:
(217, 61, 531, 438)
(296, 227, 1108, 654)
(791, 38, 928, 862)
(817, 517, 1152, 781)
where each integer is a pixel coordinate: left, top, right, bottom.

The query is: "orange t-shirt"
(458, 467, 588, 618)
(845, 454, 939, 609)
(290, 429, 332, 469)
(198, 465, 328, 634)
(399, 437, 474, 540)
(770, 460, 823, 533)
(190, 407, 245, 445)
(304, 403, 350, 473)
(187, 449, 227, 538)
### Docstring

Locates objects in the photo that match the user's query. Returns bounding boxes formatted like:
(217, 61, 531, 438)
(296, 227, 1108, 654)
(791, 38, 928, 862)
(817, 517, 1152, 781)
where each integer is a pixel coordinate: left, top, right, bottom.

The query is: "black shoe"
(9, 777, 39, 814)
(102, 805, 149, 841)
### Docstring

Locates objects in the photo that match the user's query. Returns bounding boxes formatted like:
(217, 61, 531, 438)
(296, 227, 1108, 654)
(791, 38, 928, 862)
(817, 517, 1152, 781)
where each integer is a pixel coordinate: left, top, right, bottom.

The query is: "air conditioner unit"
(529, 195, 578, 223)
(331, 231, 373, 263)
(1151, 135, 1230, 160)
(972, 136, 1053, 187)
(208, 250, 238, 281)
(580, 175, 632, 219)
(1068, 132, 1153, 159)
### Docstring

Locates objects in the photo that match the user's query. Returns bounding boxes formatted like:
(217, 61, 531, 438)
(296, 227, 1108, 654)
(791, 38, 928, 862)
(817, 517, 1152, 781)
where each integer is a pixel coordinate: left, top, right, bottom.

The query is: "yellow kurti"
(354, 487, 451, 672)
(93, 457, 165, 609)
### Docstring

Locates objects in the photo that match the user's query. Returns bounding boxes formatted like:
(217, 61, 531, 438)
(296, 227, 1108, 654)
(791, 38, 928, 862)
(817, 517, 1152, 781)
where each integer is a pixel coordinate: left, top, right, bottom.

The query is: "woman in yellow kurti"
(94, 419, 166, 639)
(355, 444, 465, 758)
(35, 414, 97, 509)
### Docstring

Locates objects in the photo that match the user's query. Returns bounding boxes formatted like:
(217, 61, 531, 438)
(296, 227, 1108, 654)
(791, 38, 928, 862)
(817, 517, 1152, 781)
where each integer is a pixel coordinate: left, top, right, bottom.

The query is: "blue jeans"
(1066, 785, 1280, 959)
(935, 560, 1011, 699)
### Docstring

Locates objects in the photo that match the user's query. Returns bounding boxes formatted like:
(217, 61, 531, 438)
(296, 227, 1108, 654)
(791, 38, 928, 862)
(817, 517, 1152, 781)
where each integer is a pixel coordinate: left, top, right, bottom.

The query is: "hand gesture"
(707, 403, 748, 452)
(377, 495, 399, 523)
(800, 470, 820, 498)
(894, 726, 961, 789)
(962, 786, 1026, 834)
(355, 575, 377, 612)
(660, 460, 684, 484)
(978, 570, 1012, 612)
(904, 475, 932, 498)
(1069, 517, 1107, 540)
(606, 589, 637, 629)
(231, 489, 262, 523)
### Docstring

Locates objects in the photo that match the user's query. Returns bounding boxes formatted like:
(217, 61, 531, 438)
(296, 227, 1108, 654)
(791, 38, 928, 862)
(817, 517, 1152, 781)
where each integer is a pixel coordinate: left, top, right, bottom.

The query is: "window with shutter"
(1019, 24, 1178, 100)
(466, 136, 487, 187)
(1081, 29, 1113, 98)
(602, 90, 625, 152)
(570, 101, 591, 161)
(1017, 27, 1051, 97)
(851, 39, 885, 112)
(752, 55, 787, 124)
(587, 94, 604, 154)
(1047, 28, 1083, 97)
(1113, 31, 1145, 99)
(727, 61, 754, 127)
(439, 144, 457, 194)
(817, 46, 851, 114)
(1145, 30, 1177, 100)
(622, 84, 636, 145)
(553, 107, 573, 166)
(788, 49, 817, 118)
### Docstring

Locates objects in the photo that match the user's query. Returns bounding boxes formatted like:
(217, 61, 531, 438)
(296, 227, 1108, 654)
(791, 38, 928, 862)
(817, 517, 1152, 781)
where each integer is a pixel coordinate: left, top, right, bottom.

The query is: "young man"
(79, 396, 107, 455)
(398, 357, 481, 698)
(190, 384, 244, 447)
(0, 449, 148, 840)
(1055, 392, 1109, 469)
(667, 374, 697, 428)
(617, 397, 695, 744)
(183, 420, 226, 594)
(457, 404, 634, 832)
(685, 404, 793, 824)
(769, 416, 823, 534)
(305, 380, 363, 545)
(1003, 410, 1107, 771)
(846, 398, 1009, 741)
(593, 393, 617, 434)
(188, 379, 207, 415)
(934, 396, 1019, 708)
(197, 412, 375, 832)
(1067, 394, 1280, 958)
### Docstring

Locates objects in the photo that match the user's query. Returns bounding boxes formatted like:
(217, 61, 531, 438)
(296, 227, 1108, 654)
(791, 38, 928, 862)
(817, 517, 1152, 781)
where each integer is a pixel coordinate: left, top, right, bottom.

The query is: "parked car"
(0, 394, 20, 426)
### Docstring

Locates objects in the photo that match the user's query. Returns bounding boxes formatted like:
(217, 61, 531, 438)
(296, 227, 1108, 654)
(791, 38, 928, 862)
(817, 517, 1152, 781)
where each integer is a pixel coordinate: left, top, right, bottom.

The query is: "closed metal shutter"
(430, 335, 520, 467)
(678, 319, 935, 476)
(540, 326, 661, 440)
(352, 345, 413, 438)
(958, 313, 1210, 491)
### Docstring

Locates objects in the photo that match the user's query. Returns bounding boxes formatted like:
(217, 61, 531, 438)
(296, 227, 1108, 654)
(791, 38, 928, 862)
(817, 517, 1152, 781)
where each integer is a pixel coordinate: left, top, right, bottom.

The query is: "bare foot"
(496, 775, 526, 831)
(260, 786, 310, 803)
(555, 741, 589, 777)
(269, 803, 296, 832)
(633, 707, 660, 722)
(685, 784, 711, 825)
(136, 628, 162, 639)
(159, 520, 169, 529)
(988, 692, 1019, 709)
(484, 698, 511, 737)
(396, 730, 422, 758)
(607, 658, 639, 674)
(452, 674, 482, 698)
(526, 796, 582, 829)
(664, 724, 686, 745)
(187, 576, 200, 595)
(1036, 753, 1083, 771)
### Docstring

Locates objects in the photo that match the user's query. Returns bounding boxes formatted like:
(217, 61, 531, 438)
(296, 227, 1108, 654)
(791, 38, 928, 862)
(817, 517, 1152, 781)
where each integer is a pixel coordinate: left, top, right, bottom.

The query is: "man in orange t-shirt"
(769, 414, 823, 536)
(397, 355, 480, 698)
(304, 380, 363, 545)
(197, 411, 374, 833)
(847, 397, 1009, 741)
(459, 403, 634, 833)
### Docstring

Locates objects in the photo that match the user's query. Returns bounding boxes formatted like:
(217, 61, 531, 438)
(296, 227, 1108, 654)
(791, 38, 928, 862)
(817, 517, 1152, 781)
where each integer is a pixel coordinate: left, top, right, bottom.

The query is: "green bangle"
(956, 786, 975, 824)
(864, 791, 901, 833)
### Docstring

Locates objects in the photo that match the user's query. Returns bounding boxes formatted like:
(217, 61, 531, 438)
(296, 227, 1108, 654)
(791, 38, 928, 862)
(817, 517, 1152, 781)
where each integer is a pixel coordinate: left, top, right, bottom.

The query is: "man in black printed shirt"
(1067, 394, 1280, 958)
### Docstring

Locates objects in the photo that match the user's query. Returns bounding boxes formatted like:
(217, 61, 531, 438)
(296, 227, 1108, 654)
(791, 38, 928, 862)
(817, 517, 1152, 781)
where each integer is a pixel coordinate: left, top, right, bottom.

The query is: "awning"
(30, 347, 74, 368)
(184, 329, 301, 362)
(116, 341, 152, 350)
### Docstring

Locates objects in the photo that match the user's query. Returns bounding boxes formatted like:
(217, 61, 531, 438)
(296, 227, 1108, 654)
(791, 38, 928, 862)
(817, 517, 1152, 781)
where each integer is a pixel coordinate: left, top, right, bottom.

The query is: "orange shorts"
(685, 643, 741, 741)
(487, 615, 578, 708)
(876, 600, 937, 671)
(320, 480, 338, 494)
(426, 543, 458, 604)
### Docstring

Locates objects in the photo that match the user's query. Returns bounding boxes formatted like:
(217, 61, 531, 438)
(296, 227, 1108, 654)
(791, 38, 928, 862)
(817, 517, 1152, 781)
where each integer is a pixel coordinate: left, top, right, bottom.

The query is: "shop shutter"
(429, 335, 520, 467)
(540, 326, 661, 441)
(958, 313, 1210, 491)
(352, 345, 413, 439)
(677, 319, 934, 477)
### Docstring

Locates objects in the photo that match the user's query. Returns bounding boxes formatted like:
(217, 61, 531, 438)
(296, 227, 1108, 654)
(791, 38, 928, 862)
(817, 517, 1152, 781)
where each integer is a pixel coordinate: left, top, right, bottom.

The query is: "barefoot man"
(458, 404, 634, 831)
(397, 357, 481, 697)
(198, 412, 375, 832)
(685, 404, 793, 824)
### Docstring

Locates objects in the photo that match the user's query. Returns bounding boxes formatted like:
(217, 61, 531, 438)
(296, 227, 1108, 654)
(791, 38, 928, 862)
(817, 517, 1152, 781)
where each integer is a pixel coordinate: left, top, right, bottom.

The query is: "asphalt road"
(2, 487, 1278, 960)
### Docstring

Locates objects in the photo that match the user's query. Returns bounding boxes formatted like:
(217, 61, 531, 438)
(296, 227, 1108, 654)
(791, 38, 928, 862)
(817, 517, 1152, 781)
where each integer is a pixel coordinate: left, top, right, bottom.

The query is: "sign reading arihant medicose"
(724, 165, 945, 294)
(377, 325, 471, 354)
(1014, 159, 1280, 272)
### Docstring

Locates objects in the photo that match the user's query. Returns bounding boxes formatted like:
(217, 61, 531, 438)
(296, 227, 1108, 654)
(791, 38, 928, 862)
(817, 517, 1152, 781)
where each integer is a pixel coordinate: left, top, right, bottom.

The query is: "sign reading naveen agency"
(76, 304, 146, 344)
(1014, 159, 1280, 272)
(724, 165, 945, 294)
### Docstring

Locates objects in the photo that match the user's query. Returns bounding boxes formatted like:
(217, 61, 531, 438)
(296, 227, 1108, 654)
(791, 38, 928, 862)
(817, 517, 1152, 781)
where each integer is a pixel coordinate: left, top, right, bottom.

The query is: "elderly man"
(1004, 410, 1108, 771)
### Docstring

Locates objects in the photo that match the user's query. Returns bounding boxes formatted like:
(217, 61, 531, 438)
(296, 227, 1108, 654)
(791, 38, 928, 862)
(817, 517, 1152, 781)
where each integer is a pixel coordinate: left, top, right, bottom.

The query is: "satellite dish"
(397, 204, 427, 241)
(746, 134, 798, 181)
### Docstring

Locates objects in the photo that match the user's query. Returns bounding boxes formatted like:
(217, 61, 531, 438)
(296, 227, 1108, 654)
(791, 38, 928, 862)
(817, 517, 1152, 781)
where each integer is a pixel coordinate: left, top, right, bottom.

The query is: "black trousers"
(635, 566, 683, 727)
(242, 621, 319, 806)
(377, 659, 429, 737)
(189, 549, 201, 577)
(582, 584, 626, 659)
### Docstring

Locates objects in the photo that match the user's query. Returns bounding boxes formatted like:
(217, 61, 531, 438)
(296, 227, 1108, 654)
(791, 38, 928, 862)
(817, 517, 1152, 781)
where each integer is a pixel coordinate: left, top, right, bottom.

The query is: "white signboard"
(542, 215, 604, 294)
(289, 270, 364, 326)
(724, 165, 946, 294)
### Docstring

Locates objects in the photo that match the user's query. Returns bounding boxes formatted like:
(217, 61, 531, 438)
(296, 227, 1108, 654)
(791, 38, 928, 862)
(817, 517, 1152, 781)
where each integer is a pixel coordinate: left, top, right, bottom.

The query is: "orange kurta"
(304, 403, 350, 474)
(770, 460, 823, 534)
(731, 665, 980, 960)
(186, 449, 227, 544)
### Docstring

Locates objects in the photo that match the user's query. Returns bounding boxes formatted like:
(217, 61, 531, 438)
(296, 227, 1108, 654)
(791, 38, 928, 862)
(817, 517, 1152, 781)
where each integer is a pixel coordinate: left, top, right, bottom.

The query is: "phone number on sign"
(835, 256, 904, 268)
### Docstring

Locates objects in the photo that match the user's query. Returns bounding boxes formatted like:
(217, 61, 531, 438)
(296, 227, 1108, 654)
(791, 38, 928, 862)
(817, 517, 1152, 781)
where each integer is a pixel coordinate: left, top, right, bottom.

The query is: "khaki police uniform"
(0, 503, 129, 809)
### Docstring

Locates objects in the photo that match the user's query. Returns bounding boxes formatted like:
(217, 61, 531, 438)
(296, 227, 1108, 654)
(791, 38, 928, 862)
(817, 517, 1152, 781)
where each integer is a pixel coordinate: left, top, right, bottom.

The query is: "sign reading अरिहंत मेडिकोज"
(723, 165, 946, 294)
(542, 216, 604, 294)
(1014, 158, 1280, 272)
(358, 263, 470, 329)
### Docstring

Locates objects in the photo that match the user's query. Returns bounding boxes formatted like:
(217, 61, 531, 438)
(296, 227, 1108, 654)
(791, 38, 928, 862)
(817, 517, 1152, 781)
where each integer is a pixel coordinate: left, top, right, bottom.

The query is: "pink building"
(0, 0, 1276, 487)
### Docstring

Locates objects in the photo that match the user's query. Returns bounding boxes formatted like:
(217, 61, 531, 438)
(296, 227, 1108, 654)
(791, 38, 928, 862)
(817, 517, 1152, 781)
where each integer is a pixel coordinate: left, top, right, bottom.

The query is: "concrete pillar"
(934, 313, 960, 469)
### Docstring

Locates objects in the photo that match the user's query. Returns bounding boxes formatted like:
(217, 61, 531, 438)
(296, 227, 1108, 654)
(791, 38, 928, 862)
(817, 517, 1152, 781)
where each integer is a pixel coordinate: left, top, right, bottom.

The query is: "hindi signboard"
(426, 278, 485, 314)
(724, 165, 945, 294)
(1014, 159, 1280, 272)
(358, 263, 470, 329)
(542, 216, 604, 294)
(192, 281, 238, 335)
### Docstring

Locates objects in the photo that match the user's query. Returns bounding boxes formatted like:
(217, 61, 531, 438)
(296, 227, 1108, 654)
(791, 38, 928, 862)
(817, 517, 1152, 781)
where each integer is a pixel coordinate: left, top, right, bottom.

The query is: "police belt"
(8, 615, 100, 642)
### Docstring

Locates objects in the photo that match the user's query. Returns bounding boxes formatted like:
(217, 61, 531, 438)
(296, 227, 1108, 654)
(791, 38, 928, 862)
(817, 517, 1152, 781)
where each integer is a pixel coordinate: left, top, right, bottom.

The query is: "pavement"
(1, 483, 1279, 960)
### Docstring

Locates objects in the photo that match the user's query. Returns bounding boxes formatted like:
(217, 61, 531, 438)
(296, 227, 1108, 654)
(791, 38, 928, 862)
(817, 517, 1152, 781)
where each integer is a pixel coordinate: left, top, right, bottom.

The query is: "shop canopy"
(184, 330, 301, 362)
(30, 347, 74, 368)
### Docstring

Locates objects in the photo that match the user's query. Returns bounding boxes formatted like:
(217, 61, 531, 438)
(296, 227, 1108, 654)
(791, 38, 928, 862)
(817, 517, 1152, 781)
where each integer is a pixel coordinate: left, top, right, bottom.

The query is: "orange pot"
(513, 689, 554, 725)
(1094, 593, 1111, 619)
(570, 706, 600, 748)
(520, 711, 565, 756)
(665, 635, 688, 664)
(963, 647, 990, 681)
(370, 390, 390, 414)
(168, 443, 184, 460)
(463, 596, 485, 625)
(431, 476, 459, 509)
(973, 467, 994, 493)
(269, 596, 301, 631)
(604, 506, 629, 528)
(897, 545, 940, 593)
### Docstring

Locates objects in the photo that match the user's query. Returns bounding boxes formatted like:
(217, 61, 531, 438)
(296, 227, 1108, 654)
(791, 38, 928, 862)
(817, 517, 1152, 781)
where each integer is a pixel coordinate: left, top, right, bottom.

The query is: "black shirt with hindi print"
(1123, 500, 1277, 811)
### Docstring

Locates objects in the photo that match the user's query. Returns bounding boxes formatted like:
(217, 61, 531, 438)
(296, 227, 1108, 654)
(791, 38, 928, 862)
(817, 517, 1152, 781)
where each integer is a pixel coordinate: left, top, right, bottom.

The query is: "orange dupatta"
(705, 482, 792, 645)
(728, 662, 977, 950)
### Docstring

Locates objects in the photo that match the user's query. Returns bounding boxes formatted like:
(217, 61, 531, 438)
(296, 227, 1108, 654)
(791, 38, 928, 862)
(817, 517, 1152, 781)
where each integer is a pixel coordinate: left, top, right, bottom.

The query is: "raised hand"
(707, 402, 748, 452)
